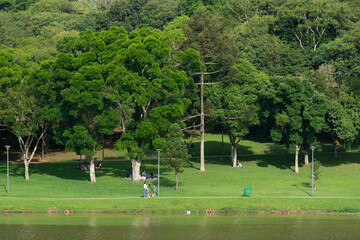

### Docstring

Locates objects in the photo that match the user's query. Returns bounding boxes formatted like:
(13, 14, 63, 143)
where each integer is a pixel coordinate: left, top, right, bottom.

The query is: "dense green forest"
(1, 0, 359, 181)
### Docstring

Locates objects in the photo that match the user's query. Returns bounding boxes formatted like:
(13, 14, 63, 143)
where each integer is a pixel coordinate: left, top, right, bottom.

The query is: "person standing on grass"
(143, 181, 148, 197)
(152, 185, 156, 198)
(146, 183, 150, 198)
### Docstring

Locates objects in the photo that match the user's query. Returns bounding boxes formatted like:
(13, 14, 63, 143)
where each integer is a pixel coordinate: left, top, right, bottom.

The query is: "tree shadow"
(0, 158, 181, 185)
(252, 151, 360, 172)
(301, 182, 311, 188)
(10, 161, 132, 181)
(188, 141, 254, 157)
(155, 171, 177, 188)
(314, 152, 360, 167)
(254, 154, 293, 170)
(263, 144, 289, 155)
(204, 157, 232, 165)
(1, 184, 6, 193)
(243, 133, 270, 143)
(291, 184, 311, 196)
(0, 151, 22, 163)
(188, 160, 200, 170)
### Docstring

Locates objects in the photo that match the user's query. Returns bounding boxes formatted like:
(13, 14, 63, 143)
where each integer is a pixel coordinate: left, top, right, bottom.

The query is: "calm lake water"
(0, 214, 359, 240)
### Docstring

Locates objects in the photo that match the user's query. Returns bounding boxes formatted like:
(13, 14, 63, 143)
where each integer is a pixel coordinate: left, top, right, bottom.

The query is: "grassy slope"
(0, 134, 359, 213)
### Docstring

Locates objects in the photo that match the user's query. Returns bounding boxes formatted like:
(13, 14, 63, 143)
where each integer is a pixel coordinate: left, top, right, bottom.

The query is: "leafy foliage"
(310, 158, 321, 190)
(274, 0, 347, 51)
(162, 123, 190, 190)
(1, 0, 360, 174)
(266, 76, 327, 149)
(325, 22, 360, 94)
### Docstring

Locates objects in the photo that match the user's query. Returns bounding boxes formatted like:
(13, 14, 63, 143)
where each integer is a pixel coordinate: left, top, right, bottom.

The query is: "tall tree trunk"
(41, 137, 45, 161)
(89, 156, 96, 183)
(22, 145, 30, 181)
(18, 129, 46, 181)
(132, 157, 141, 181)
(295, 144, 300, 173)
(304, 151, 309, 165)
(175, 172, 178, 190)
(24, 161, 29, 181)
(200, 72, 205, 172)
(229, 135, 238, 167)
(231, 142, 238, 168)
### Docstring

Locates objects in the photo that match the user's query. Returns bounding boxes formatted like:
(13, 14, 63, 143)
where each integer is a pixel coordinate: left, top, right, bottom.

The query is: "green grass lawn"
(186, 133, 290, 156)
(0, 152, 358, 198)
(0, 134, 359, 213)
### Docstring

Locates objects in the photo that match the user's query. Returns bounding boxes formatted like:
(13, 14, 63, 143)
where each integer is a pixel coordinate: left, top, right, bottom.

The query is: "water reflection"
(0, 214, 359, 240)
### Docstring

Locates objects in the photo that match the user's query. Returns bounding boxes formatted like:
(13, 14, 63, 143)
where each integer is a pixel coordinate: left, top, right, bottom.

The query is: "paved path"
(1, 196, 360, 200)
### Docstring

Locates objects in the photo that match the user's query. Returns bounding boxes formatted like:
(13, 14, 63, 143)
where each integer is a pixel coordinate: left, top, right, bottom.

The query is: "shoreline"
(2, 210, 360, 216)
(1, 197, 359, 215)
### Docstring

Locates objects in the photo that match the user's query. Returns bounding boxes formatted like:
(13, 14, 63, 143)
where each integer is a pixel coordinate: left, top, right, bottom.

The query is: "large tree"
(59, 63, 119, 183)
(208, 59, 269, 167)
(98, 27, 194, 181)
(183, 7, 236, 171)
(274, 0, 346, 52)
(324, 92, 360, 157)
(233, 15, 310, 76)
(32, 30, 120, 183)
(0, 45, 50, 180)
(264, 76, 327, 173)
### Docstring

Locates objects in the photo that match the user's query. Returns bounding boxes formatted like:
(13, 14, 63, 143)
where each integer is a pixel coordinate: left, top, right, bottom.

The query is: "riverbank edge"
(1, 197, 360, 215)
(2, 209, 360, 216)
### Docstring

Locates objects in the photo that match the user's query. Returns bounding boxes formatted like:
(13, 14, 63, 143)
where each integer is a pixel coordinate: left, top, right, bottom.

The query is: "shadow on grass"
(188, 141, 254, 157)
(155, 171, 177, 188)
(292, 184, 311, 196)
(254, 154, 293, 170)
(0, 159, 181, 185)
(19, 161, 175, 184)
(301, 182, 311, 188)
(2, 143, 358, 181)
(253, 151, 360, 171)
(0, 152, 22, 163)
(263, 144, 289, 155)
(1, 184, 6, 193)
(315, 152, 360, 167)
(188, 156, 232, 168)
(0, 161, 132, 181)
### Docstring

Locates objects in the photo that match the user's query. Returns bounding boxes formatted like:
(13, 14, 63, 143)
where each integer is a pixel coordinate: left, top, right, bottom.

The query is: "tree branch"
(181, 124, 201, 130)
(226, 6, 242, 19)
(196, 81, 224, 85)
(28, 127, 47, 164)
(190, 68, 224, 76)
(180, 114, 201, 122)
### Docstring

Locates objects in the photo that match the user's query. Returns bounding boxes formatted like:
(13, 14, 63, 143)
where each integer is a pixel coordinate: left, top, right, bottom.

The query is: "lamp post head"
(156, 149, 161, 152)
(310, 146, 316, 151)
(5, 145, 11, 150)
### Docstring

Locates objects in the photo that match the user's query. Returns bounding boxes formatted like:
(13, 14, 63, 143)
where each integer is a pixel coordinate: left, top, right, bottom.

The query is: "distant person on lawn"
(143, 182, 148, 197)
(237, 161, 244, 168)
(152, 185, 156, 198)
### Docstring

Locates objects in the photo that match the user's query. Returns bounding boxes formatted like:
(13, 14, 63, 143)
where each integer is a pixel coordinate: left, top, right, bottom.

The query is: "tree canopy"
(1, 0, 360, 181)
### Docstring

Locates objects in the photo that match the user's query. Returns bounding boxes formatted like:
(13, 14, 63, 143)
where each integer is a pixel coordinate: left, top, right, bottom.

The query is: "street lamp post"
(156, 149, 161, 196)
(5, 145, 11, 193)
(102, 134, 104, 162)
(310, 146, 316, 197)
